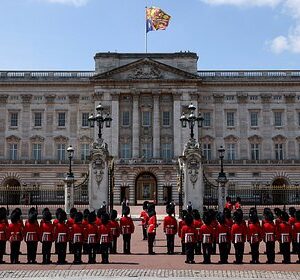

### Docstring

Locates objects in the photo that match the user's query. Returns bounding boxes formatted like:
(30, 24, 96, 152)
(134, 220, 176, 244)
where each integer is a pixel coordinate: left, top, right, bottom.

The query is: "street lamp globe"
(218, 146, 225, 159)
(67, 145, 74, 159)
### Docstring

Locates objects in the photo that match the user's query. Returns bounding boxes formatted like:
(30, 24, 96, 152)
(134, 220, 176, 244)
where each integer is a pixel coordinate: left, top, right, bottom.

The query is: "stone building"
(0, 52, 300, 205)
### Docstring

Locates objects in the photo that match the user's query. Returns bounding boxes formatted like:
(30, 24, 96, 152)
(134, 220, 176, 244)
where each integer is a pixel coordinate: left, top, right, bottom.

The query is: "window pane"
(203, 143, 212, 160)
(121, 143, 131, 159)
(81, 143, 90, 160)
(161, 143, 172, 160)
(226, 144, 236, 160)
(122, 111, 130, 126)
(34, 112, 42, 127)
(58, 113, 66, 127)
(275, 143, 284, 160)
(10, 113, 18, 127)
(142, 143, 152, 158)
(32, 144, 42, 160)
(162, 111, 170, 126)
(203, 112, 211, 127)
(274, 112, 282, 126)
(57, 144, 66, 161)
(142, 111, 151, 127)
(251, 143, 260, 160)
(226, 112, 235, 127)
(82, 113, 89, 127)
(250, 112, 258, 127)
(9, 144, 18, 160)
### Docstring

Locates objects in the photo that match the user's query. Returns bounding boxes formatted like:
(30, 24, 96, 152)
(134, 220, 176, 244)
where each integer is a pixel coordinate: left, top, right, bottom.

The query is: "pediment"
(92, 58, 199, 81)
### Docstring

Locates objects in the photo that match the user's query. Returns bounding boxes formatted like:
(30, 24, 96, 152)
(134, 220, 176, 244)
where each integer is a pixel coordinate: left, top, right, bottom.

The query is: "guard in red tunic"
(224, 208, 233, 255)
(231, 209, 247, 264)
(120, 206, 135, 254)
(147, 209, 158, 255)
(53, 210, 69, 264)
(262, 210, 276, 264)
(289, 207, 296, 254)
(98, 213, 111, 264)
(192, 209, 203, 255)
(0, 208, 8, 264)
(216, 212, 230, 264)
(225, 196, 233, 212)
(163, 204, 177, 255)
(109, 209, 120, 254)
(178, 210, 187, 255)
(70, 212, 84, 264)
(234, 197, 242, 210)
(53, 208, 63, 254)
(140, 201, 149, 240)
(293, 210, 300, 263)
(40, 210, 54, 264)
(248, 211, 262, 264)
(200, 211, 214, 264)
(84, 211, 98, 264)
(82, 208, 90, 254)
(277, 211, 292, 264)
(66, 207, 77, 254)
(181, 213, 196, 264)
(8, 210, 23, 264)
(23, 210, 40, 264)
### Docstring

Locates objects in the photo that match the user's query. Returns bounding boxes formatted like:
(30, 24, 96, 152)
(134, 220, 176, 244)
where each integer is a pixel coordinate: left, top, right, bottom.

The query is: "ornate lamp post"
(180, 103, 204, 141)
(217, 146, 228, 211)
(88, 103, 112, 142)
(65, 145, 75, 215)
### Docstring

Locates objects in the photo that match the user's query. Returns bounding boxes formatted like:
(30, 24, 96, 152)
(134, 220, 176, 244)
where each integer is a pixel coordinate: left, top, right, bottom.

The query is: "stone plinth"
(64, 175, 75, 215)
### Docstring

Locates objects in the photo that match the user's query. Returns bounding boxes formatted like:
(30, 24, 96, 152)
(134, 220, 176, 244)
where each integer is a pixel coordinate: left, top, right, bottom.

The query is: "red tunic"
(178, 220, 186, 238)
(292, 221, 300, 242)
(225, 218, 234, 230)
(193, 219, 203, 240)
(231, 222, 247, 243)
(120, 216, 135, 235)
(70, 222, 84, 243)
(181, 225, 197, 243)
(247, 222, 262, 243)
(8, 223, 23, 242)
(84, 223, 99, 244)
(109, 220, 120, 237)
(277, 221, 292, 243)
(40, 221, 54, 242)
(147, 215, 157, 234)
(289, 217, 296, 227)
(53, 221, 69, 243)
(234, 202, 241, 210)
(140, 210, 149, 226)
(215, 223, 231, 243)
(163, 215, 177, 235)
(66, 217, 75, 231)
(262, 220, 276, 242)
(199, 224, 214, 244)
(23, 220, 40, 242)
(225, 202, 233, 211)
(95, 217, 102, 228)
(0, 220, 8, 241)
(98, 224, 112, 244)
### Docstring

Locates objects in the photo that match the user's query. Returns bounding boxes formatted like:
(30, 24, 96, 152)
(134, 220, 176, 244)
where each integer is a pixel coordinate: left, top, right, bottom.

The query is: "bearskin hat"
(88, 211, 96, 224)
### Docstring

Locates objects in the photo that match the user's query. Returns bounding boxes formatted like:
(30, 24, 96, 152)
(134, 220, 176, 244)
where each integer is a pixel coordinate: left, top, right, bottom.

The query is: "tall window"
(275, 143, 284, 160)
(162, 111, 171, 126)
(58, 112, 66, 127)
(141, 143, 152, 158)
(274, 111, 283, 127)
(81, 143, 90, 160)
(161, 143, 172, 160)
(57, 143, 66, 161)
(32, 144, 42, 161)
(10, 112, 18, 127)
(226, 143, 236, 160)
(226, 112, 235, 127)
(203, 143, 212, 160)
(82, 113, 89, 127)
(250, 112, 258, 127)
(120, 143, 131, 159)
(34, 112, 42, 127)
(122, 111, 130, 126)
(298, 112, 300, 126)
(142, 111, 151, 127)
(203, 112, 211, 127)
(250, 143, 260, 160)
(9, 144, 18, 160)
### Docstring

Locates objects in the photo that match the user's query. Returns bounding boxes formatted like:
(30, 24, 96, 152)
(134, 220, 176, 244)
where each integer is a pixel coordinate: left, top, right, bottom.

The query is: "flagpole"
(145, 6, 148, 53)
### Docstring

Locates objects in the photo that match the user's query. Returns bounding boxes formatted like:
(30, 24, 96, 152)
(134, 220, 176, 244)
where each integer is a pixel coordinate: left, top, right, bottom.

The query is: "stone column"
(132, 94, 140, 158)
(213, 94, 225, 148)
(21, 94, 32, 160)
(173, 94, 182, 157)
(285, 93, 296, 159)
(111, 94, 119, 157)
(261, 93, 272, 159)
(153, 94, 160, 158)
(64, 175, 75, 215)
(0, 95, 8, 158)
(237, 92, 248, 159)
(45, 95, 56, 160)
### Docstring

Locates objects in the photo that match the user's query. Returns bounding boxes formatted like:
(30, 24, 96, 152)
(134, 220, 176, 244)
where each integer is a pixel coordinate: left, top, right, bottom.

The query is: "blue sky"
(0, 0, 299, 70)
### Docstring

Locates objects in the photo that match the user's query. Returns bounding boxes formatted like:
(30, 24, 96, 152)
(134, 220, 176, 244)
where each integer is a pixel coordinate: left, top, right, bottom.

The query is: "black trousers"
(0, 241, 6, 262)
(42, 241, 52, 264)
(101, 243, 110, 263)
(27, 241, 38, 262)
(73, 242, 83, 263)
(10, 241, 20, 264)
(56, 242, 67, 264)
(219, 242, 229, 263)
(148, 233, 156, 254)
(281, 242, 291, 263)
(185, 242, 195, 263)
(250, 242, 260, 263)
(88, 243, 97, 263)
(266, 241, 275, 263)
(195, 241, 202, 255)
(234, 242, 244, 264)
(212, 241, 217, 254)
(69, 241, 74, 253)
(123, 234, 131, 254)
(166, 234, 175, 254)
(111, 236, 118, 254)
(142, 225, 148, 240)
(296, 242, 300, 262)
(202, 243, 212, 264)
(181, 241, 186, 255)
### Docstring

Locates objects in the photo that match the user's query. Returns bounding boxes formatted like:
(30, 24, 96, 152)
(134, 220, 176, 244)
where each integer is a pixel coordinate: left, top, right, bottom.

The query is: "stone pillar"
(111, 94, 119, 157)
(88, 141, 110, 211)
(132, 94, 140, 158)
(153, 94, 160, 158)
(261, 93, 272, 159)
(217, 181, 228, 211)
(21, 94, 32, 159)
(45, 95, 56, 160)
(64, 175, 75, 215)
(179, 140, 203, 213)
(237, 92, 248, 159)
(0, 95, 8, 158)
(173, 94, 182, 157)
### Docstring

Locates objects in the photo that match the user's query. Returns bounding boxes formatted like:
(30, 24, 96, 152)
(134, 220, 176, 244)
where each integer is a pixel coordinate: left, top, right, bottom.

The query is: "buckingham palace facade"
(0, 52, 300, 205)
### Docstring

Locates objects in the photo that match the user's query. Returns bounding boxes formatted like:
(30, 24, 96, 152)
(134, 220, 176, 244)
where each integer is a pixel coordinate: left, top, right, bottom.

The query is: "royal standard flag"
(146, 7, 171, 33)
